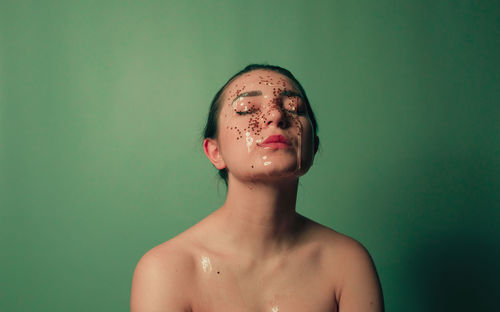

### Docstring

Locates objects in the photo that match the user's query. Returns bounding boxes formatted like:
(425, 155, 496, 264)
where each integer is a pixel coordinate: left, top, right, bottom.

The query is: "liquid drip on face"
(224, 73, 309, 177)
(263, 155, 272, 166)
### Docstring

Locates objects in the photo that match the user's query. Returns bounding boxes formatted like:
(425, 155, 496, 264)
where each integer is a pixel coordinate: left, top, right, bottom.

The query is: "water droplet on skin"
(201, 256, 212, 273)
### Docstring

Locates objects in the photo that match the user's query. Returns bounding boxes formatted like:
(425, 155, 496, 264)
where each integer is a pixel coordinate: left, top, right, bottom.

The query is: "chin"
(250, 163, 310, 182)
(228, 154, 314, 183)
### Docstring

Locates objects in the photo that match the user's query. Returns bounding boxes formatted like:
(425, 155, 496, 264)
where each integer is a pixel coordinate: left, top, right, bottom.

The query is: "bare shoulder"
(130, 237, 196, 312)
(301, 216, 385, 312)
(301, 216, 372, 258)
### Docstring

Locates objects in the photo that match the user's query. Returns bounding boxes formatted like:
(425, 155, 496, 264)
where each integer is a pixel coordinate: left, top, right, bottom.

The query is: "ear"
(203, 138, 226, 170)
(314, 136, 319, 155)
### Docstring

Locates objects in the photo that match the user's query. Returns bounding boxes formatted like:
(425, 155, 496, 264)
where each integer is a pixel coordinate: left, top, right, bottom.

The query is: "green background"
(1, 0, 499, 311)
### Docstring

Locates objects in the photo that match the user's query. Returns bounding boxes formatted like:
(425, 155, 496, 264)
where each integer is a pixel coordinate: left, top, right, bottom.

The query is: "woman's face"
(213, 69, 316, 182)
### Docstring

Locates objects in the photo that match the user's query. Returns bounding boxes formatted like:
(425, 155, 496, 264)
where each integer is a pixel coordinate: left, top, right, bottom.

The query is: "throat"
(216, 207, 303, 259)
(211, 174, 302, 258)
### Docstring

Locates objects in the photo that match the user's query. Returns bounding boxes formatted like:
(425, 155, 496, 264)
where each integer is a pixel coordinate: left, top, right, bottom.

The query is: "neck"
(213, 175, 302, 259)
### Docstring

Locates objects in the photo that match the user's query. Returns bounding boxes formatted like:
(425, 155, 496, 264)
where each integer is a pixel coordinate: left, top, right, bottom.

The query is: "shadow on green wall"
(414, 232, 499, 312)
(383, 131, 499, 312)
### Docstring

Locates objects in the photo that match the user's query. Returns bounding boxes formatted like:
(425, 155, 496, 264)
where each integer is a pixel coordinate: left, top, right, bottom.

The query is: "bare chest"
(190, 253, 339, 312)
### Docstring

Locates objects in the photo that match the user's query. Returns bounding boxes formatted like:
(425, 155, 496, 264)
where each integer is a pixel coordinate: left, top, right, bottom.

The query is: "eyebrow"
(280, 90, 302, 98)
(232, 89, 303, 103)
(232, 91, 262, 104)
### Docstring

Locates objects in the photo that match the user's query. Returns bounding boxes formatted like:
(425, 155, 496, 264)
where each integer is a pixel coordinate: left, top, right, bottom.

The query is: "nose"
(264, 100, 289, 129)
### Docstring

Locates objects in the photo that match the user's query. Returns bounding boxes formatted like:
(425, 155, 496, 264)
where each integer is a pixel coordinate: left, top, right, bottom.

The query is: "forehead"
(223, 70, 299, 97)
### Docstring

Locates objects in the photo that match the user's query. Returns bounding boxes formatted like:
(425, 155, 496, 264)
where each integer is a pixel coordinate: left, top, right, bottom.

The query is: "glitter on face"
(222, 70, 312, 178)
(271, 306, 279, 312)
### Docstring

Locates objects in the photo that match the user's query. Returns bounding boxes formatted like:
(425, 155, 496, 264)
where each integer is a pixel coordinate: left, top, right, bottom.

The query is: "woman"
(131, 64, 384, 311)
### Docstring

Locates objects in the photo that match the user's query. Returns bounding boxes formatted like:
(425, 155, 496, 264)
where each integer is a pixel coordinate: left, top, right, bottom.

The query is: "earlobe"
(203, 138, 226, 170)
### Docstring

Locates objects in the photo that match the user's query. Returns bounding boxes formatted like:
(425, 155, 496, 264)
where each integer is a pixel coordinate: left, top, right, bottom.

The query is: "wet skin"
(130, 70, 384, 312)
(215, 70, 316, 182)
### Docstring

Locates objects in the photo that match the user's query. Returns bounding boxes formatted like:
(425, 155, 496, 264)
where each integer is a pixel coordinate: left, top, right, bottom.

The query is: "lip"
(258, 135, 291, 149)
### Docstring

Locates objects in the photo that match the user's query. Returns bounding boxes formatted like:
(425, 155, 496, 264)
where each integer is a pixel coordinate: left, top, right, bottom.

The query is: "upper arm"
(337, 239, 384, 312)
(130, 247, 192, 312)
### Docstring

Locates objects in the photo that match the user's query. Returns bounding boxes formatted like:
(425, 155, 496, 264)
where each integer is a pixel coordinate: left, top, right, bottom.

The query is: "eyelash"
(288, 109, 303, 115)
(234, 95, 305, 116)
(286, 107, 307, 115)
(236, 111, 253, 115)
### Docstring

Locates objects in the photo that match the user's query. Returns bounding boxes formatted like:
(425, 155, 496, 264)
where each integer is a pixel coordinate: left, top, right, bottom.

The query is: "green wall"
(1, 1, 499, 311)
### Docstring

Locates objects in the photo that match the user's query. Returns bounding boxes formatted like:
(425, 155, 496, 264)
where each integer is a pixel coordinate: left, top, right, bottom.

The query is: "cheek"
(247, 110, 266, 139)
(225, 125, 243, 141)
(222, 104, 244, 141)
(292, 117, 314, 153)
(224, 109, 267, 146)
(300, 121, 315, 158)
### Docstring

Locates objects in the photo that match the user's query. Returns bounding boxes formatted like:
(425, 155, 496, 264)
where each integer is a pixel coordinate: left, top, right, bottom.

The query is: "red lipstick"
(259, 135, 291, 149)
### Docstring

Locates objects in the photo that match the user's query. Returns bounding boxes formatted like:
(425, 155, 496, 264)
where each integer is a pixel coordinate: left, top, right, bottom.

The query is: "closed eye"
(285, 109, 306, 116)
(283, 96, 305, 115)
(235, 105, 258, 115)
(236, 111, 253, 115)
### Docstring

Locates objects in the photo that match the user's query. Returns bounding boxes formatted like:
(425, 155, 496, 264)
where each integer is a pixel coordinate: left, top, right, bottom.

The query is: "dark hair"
(203, 64, 319, 185)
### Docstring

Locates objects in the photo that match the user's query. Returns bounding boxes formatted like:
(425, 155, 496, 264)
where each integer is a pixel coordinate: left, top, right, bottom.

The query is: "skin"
(130, 70, 384, 312)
